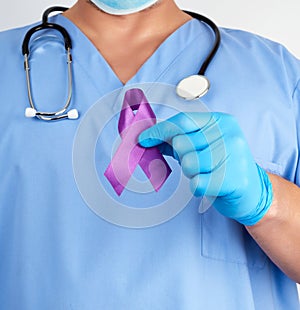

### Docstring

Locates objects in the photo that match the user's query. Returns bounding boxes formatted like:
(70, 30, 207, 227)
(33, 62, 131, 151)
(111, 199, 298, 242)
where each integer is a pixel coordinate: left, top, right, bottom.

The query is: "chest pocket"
(200, 160, 282, 268)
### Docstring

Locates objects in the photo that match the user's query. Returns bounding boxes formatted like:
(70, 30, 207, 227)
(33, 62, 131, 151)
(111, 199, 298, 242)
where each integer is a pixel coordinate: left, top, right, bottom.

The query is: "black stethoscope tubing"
(22, 7, 220, 75)
(21, 6, 221, 121)
(22, 7, 72, 56)
(184, 10, 221, 76)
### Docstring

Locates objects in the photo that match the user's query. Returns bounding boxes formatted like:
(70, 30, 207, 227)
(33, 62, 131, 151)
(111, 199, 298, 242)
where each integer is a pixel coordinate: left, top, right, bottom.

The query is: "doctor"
(0, 0, 300, 309)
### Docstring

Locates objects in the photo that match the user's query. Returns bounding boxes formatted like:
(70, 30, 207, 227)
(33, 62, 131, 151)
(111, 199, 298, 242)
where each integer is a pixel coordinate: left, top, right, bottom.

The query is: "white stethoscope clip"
(25, 107, 37, 118)
(67, 109, 79, 119)
(176, 75, 210, 100)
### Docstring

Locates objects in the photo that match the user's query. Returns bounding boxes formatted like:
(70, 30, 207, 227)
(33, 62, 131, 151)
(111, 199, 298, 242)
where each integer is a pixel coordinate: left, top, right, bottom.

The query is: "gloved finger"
(154, 131, 209, 162)
(138, 112, 213, 147)
(189, 161, 227, 197)
(172, 129, 224, 160)
(181, 139, 226, 178)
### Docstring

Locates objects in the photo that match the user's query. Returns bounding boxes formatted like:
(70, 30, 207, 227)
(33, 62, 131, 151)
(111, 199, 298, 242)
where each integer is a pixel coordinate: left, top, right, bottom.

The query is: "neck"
(63, 0, 192, 84)
(64, 0, 191, 42)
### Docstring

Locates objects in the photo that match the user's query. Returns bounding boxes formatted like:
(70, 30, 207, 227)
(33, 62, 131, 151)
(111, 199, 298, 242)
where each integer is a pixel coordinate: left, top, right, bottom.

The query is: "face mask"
(90, 0, 159, 15)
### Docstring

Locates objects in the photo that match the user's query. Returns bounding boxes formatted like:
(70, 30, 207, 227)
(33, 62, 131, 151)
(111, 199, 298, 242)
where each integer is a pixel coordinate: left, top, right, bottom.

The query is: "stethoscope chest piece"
(176, 75, 210, 100)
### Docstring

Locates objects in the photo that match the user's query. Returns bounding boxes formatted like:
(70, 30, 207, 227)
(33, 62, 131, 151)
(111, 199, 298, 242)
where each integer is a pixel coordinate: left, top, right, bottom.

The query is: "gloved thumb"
(138, 117, 183, 147)
(138, 114, 191, 147)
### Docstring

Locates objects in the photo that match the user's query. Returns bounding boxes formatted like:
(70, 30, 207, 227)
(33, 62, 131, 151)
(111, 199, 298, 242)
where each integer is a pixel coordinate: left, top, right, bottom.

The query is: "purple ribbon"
(104, 88, 172, 196)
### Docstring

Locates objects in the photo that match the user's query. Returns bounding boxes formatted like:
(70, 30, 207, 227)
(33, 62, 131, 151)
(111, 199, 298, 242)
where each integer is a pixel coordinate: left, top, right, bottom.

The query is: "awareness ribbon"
(104, 88, 172, 196)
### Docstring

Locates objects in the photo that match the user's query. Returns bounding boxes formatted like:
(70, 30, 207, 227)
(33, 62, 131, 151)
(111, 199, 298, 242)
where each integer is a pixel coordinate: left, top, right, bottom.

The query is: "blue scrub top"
(0, 13, 299, 309)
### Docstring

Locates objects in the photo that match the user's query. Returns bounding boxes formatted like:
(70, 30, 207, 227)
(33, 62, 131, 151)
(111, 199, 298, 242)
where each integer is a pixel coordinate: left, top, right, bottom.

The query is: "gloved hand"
(138, 112, 273, 226)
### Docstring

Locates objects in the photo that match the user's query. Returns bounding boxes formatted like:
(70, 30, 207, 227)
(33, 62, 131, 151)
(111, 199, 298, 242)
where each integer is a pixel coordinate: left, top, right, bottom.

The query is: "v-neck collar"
(53, 14, 209, 93)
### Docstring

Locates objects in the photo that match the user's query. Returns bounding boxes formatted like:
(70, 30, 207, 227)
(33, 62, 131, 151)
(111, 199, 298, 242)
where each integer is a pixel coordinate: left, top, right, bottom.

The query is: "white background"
(0, 0, 300, 297)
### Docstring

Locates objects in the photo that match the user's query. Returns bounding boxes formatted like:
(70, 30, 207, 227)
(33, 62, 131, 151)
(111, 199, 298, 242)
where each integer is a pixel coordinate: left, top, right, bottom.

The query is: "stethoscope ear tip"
(67, 109, 79, 119)
(25, 107, 37, 118)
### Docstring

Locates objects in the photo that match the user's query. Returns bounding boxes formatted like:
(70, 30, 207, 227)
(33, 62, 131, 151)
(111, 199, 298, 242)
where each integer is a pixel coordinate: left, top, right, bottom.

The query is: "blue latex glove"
(139, 112, 273, 226)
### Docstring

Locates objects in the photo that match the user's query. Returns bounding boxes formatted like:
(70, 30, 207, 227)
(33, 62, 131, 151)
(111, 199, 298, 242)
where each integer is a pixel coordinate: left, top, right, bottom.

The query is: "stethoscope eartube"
(21, 7, 221, 121)
(22, 6, 78, 121)
(176, 11, 221, 100)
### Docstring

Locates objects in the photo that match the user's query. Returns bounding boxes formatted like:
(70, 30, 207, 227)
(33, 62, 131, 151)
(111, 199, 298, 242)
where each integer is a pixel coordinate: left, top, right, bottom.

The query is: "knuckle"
(213, 112, 239, 130)
(181, 152, 199, 178)
(177, 112, 190, 128)
(172, 135, 183, 152)
(227, 133, 247, 152)
(176, 112, 197, 131)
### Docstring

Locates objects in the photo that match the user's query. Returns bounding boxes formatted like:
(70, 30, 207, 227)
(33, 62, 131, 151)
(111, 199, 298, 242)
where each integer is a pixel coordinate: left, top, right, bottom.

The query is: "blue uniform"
(0, 13, 299, 309)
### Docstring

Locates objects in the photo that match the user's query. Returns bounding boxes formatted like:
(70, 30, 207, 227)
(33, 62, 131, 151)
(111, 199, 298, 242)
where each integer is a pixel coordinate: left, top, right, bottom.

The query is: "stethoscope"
(22, 6, 221, 121)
